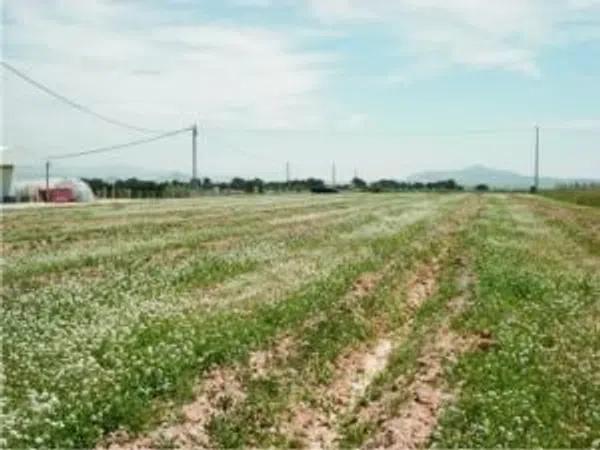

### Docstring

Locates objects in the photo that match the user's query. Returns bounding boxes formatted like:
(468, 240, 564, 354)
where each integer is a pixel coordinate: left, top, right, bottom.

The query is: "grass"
(1, 194, 458, 448)
(541, 188, 600, 208)
(2, 193, 599, 448)
(432, 196, 599, 448)
(207, 205, 471, 448)
(337, 221, 474, 448)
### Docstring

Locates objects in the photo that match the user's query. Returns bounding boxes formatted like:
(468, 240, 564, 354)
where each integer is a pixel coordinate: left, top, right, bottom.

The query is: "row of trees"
(226, 177, 330, 193)
(555, 182, 600, 190)
(83, 176, 466, 198)
(83, 178, 195, 198)
(83, 177, 333, 198)
(361, 178, 464, 192)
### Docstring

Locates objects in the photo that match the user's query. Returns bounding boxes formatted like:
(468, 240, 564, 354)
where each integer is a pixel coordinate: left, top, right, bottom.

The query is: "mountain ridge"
(407, 165, 598, 189)
(6, 163, 598, 189)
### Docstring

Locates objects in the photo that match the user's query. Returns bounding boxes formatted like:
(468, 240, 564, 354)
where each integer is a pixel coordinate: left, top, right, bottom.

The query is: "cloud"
(303, 0, 600, 79)
(3, 0, 333, 135)
(306, 0, 378, 22)
(228, 0, 275, 7)
(338, 112, 369, 130)
(546, 118, 600, 130)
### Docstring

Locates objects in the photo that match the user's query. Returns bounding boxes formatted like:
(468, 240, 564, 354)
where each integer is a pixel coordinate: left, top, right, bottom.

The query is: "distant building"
(14, 178, 95, 203)
(1, 164, 15, 201)
(41, 186, 77, 203)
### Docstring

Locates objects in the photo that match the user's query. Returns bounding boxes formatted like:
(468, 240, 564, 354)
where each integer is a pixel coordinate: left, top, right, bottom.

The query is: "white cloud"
(338, 112, 369, 130)
(307, 0, 377, 22)
(546, 118, 600, 130)
(229, 0, 275, 7)
(568, 0, 600, 9)
(3, 0, 333, 136)
(303, 0, 600, 78)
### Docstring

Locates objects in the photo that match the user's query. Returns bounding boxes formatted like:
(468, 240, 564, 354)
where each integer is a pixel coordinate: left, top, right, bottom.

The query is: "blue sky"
(2, 0, 600, 181)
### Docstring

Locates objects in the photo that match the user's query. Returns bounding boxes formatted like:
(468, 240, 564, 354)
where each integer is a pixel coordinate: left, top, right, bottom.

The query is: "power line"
(206, 129, 319, 172)
(208, 126, 532, 137)
(1, 61, 165, 134)
(48, 126, 192, 160)
(206, 131, 286, 165)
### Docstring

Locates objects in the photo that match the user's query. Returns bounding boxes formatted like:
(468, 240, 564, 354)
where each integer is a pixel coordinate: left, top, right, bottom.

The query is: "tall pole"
(192, 124, 198, 182)
(286, 161, 290, 190)
(45, 160, 50, 202)
(332, 162, 336, 187)
(534, 125, 540, 192)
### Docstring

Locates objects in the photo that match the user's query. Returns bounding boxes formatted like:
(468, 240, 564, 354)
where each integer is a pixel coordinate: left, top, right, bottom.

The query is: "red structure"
(40, 187, 76, 203)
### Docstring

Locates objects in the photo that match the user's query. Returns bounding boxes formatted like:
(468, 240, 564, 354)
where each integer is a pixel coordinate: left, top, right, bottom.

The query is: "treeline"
(83, 178, 196, 198)
(554, 182, 600, 190)
(83, 177, 331, 198)
(82, 176, 464, 198)
(363, 178, 463, 192)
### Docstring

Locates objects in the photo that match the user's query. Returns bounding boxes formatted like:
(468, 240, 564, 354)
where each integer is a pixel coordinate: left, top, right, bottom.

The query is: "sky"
(2, 0, 600, 181)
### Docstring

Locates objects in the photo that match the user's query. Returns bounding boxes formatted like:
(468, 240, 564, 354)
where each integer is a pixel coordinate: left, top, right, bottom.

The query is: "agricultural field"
(541, 188, 600, 208)
(1, 193, 599, 449)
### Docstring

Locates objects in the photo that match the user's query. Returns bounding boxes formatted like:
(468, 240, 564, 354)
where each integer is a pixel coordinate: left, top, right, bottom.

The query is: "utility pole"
(286, 161, 291, 189)
(534, 125, 540, 192)
(331, 162, 336, 187)
(45, 160, 50, 202)
(192, 124, 198, 182)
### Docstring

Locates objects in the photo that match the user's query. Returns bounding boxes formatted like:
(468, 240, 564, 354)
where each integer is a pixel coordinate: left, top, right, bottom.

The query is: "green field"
(541, 189, 600, 208)
(2, 194, 599, 449)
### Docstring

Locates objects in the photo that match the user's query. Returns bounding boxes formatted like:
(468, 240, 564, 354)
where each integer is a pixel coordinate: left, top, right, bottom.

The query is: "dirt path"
(281, 256, 444, 448)
(364, 263, 493, 450)
(365, 325, 470, 450)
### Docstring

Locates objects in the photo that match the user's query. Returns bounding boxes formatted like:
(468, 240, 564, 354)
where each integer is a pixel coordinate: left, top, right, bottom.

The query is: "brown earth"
(364, 262, 492, 450)
(282, 256, 443, 449)
(365, 325, 471, 450)
(99, 336, 296, 450)
(99, 368, 243, 449)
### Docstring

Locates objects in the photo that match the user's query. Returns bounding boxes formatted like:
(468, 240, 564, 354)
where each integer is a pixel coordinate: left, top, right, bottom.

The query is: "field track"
(2, 193, 599, 448)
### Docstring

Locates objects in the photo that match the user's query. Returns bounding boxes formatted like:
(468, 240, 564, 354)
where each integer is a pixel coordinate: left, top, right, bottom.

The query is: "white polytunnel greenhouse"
(14, 178, 95, 203)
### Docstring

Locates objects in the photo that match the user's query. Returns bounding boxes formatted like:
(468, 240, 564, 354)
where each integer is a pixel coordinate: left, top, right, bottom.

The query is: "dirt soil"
(365, 262, 488, 450)
(282, 257, 443, 448)
(100, 336, 296, 449)
(365, 325, 470, 450)
(99, 368, 244, 449)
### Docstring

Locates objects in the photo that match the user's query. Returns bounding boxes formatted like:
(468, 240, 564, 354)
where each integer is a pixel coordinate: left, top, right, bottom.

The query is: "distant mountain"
(9, 162, 596, 189)
(407, 165, 598, 189)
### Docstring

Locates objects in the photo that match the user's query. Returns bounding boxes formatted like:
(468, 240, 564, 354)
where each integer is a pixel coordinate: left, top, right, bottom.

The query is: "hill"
(407, 165, 598, 189)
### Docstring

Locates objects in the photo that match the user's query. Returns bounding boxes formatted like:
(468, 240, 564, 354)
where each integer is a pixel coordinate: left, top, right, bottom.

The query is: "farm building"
(14, 178, 95, 203)
(1, 164, 15, 201)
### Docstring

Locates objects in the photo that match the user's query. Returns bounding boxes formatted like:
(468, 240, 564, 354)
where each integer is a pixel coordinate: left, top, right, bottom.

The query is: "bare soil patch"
(100, 368, 244, 449)
(365, 263, 489, 450)
(365, 325, 470, 450)
(285, 338, 394, 449)
(405, 257, 441, 310)
(351, 271, 384, 298)
(282, 257, 443, 448)
(100, 336, 296, 449)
